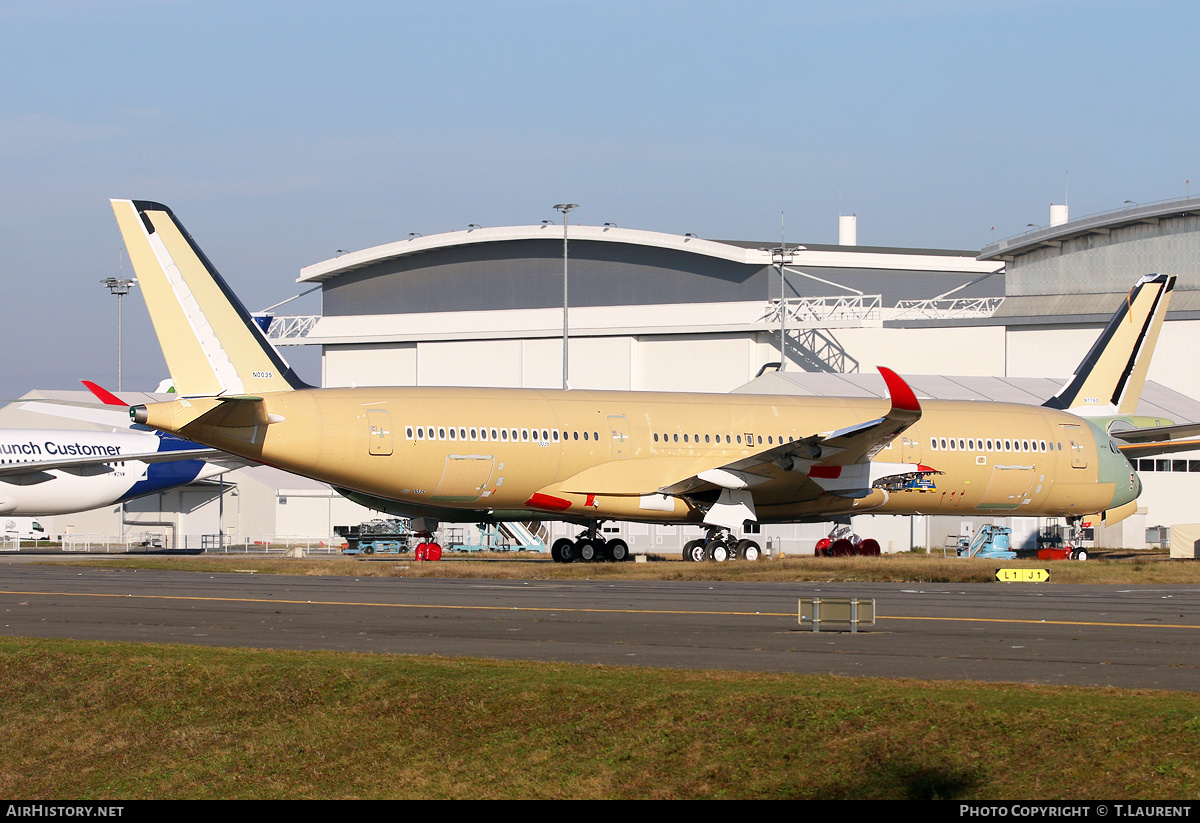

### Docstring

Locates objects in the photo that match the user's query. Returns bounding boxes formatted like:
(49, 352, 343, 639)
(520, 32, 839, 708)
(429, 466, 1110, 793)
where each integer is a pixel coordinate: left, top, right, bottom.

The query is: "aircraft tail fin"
(110, 199, 311, 397)
(1042, 273, 1174, 416)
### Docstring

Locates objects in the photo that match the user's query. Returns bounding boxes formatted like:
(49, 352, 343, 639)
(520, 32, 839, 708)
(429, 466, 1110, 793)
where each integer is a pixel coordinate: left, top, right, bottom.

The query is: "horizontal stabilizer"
(1113, 420, 1200, 459)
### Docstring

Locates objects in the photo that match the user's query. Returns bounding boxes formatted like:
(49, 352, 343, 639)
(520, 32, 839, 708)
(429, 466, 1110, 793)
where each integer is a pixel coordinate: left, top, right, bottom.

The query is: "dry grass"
(51, 549, 1200, 585)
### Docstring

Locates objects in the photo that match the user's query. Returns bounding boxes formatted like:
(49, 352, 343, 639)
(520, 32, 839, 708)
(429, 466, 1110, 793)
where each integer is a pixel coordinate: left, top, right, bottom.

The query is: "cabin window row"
(404, 426, 600, 443)
(929, 437, 1061, 453)
(652, 433, 795, 446)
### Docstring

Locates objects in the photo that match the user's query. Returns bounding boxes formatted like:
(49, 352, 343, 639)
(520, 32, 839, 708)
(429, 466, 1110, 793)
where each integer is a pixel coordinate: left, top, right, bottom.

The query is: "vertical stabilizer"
(1043, 273, 1174, 416)
(111, 200, 309, 396)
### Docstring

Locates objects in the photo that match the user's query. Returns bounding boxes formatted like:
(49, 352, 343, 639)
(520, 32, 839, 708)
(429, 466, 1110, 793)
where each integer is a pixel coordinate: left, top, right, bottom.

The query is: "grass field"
(9, 551, 1200, 799)
(1, 636, 1198, 800)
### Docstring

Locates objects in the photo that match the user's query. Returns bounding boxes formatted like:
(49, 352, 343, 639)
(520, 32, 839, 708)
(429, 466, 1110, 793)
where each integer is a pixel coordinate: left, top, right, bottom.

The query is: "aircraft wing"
(0, 447, 228, 483)
(552, 368, 932, 530)
(656, 366, 927, 497)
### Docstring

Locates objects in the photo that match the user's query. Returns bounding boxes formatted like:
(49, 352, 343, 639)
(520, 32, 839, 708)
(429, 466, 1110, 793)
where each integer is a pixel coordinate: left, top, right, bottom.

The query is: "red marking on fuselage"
(526, 493, 572, 511)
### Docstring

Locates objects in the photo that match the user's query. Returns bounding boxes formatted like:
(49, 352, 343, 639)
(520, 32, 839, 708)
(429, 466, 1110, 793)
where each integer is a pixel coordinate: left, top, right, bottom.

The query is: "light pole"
(553, 203, 578, 390)
(771, 246, 794, 371)
(100, 277, 137, 392)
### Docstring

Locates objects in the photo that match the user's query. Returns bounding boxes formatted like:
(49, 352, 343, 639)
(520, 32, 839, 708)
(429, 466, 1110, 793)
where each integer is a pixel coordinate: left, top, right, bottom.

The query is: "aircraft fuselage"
(136, 386, 1141, 526)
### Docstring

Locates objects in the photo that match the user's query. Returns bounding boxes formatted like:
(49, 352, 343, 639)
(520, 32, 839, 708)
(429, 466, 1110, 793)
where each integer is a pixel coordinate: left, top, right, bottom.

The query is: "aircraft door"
(899, 434, 922, 465)
(1059, 424, 1087, 468)
(608, 415, 632, 460)
(367, 410, 393, 456)
(431, 456, 495, 502)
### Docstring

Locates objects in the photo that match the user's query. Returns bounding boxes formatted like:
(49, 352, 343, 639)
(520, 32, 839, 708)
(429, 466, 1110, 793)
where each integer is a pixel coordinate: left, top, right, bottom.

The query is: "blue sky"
(1, 0, 1197, 397)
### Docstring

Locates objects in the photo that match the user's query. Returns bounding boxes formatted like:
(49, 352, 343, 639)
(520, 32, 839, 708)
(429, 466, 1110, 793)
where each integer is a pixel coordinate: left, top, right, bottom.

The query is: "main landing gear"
(550, 523, 632, 563)
(681, 527, 762, 562)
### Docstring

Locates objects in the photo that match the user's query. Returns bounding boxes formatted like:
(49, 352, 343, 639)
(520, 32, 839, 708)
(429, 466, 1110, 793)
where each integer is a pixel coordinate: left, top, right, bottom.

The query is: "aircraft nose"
(1107, 451, 1141, 508)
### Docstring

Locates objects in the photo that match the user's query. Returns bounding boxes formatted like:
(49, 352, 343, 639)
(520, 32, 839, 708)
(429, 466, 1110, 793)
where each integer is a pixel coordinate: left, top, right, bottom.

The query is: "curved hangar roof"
(298, 224, 997, 318)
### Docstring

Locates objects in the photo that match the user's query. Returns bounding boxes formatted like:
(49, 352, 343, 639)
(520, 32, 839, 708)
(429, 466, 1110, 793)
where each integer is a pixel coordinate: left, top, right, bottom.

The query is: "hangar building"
(261, 202, 1200, 555)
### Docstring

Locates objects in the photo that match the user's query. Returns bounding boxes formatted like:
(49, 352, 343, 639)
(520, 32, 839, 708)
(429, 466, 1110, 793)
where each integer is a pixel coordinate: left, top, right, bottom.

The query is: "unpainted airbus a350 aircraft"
(113, 200, 1179, 561)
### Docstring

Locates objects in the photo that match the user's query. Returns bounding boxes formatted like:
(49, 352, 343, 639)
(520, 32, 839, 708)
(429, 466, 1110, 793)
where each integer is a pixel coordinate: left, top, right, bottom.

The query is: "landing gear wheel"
(830, 538, 856, 557)
(857, 538, 881, 557)
(1072, 548, 1089, 561)
(683, 539, 707, 562)
(557, 538, 577, 563)
(551, 538, 573, 563)
(606, 539, 629, 562)
(737, 539, 761, 561)
(578, 539, 598, 562)
(710, 541, 730, 562)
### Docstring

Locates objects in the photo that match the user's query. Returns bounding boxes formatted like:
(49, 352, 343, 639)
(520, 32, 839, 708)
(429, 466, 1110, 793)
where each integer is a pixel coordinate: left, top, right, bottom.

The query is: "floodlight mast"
(100, 277, 137, 392)
(553, 203, 579, 390)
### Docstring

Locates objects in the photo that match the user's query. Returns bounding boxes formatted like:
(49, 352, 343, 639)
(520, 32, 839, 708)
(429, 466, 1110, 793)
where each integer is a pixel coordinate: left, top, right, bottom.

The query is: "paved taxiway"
(1, 563, 1198, 691)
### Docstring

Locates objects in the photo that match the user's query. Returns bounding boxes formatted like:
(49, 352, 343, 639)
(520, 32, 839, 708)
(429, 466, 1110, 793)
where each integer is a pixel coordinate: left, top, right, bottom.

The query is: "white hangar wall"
(320, 322, 1009, 394)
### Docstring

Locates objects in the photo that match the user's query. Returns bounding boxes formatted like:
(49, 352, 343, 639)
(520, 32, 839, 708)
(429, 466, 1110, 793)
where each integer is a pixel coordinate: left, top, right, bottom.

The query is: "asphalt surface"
(1, 562, 1198, 691)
